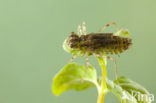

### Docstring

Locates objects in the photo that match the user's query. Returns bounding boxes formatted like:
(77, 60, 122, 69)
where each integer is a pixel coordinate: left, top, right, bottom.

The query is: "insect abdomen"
(79, 33, 132, 54)
(103, 36, 132, 54)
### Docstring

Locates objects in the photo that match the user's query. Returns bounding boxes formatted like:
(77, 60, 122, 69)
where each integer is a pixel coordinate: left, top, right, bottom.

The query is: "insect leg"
(98, 22, 120, 32)
(77, 25, 82, 35)
(68, 56, 76, 64)
(68, 52, 81, 64)
(106, 56, 118, 81)
(85, 53, 90, 74)
(82, 22, 87, 35)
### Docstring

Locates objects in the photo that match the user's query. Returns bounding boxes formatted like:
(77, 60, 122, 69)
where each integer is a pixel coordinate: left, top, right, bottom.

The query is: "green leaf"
(106, 77, 152, 103)
(52, 63, 98, 96)
(106, 78, 137, 103)
(116, 77, 151, 103)
(115, 77, 149, 94)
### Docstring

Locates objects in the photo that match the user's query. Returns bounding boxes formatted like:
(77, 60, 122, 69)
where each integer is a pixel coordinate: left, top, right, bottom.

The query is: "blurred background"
(0, 0, 156, 103)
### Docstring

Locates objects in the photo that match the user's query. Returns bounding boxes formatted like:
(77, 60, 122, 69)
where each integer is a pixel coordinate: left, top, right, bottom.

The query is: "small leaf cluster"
(52, 63, 151, 103)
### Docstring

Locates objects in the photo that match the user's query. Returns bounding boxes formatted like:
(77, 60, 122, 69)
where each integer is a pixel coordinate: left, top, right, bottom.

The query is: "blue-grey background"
(0, 0, 155, 103)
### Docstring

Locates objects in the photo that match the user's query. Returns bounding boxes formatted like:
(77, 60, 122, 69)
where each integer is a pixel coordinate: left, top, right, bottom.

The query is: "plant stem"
(97, 57, 107, 103)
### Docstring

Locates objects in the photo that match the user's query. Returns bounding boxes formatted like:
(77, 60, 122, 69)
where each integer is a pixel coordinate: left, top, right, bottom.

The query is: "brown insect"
(64, 22, 132, 80)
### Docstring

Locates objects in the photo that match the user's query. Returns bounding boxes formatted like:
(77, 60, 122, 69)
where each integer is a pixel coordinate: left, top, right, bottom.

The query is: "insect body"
(63, 22, 132, 80)
(67, 32, 132, 56)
